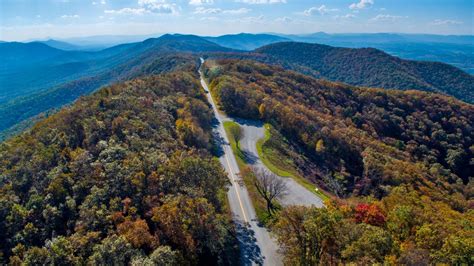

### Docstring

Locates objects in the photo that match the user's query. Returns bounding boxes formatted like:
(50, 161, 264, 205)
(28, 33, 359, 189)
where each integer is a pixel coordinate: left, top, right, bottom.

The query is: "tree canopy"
(0, 68, 237, 264)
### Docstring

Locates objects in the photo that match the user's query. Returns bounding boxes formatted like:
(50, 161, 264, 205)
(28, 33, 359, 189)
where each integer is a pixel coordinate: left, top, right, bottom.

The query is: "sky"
(0, 0, 472, 41)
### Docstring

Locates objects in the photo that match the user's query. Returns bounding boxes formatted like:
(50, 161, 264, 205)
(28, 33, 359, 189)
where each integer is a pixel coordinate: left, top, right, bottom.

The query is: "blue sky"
(0, 0, 472, 41)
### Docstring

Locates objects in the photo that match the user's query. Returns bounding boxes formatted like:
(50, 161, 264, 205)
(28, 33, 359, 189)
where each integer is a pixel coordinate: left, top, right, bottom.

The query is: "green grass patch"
(256, 124, 330, 202)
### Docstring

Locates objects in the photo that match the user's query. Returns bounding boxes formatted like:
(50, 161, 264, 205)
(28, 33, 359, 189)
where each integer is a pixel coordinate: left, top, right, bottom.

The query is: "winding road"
(234, 118, 324, 207)
(199, 59, 282, 266)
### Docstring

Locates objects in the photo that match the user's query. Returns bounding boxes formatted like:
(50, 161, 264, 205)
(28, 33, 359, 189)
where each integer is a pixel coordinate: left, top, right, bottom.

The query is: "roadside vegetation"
(223, 121, 278, 225)
(256, 124, 330, 201)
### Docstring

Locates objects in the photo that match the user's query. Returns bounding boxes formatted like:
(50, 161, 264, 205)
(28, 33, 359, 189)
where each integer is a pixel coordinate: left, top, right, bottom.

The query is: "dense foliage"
(206, 59, 473, 264)
(256, 42, 474, 103)
(0, 69, 237, 264)
(275, 190, 473, 265)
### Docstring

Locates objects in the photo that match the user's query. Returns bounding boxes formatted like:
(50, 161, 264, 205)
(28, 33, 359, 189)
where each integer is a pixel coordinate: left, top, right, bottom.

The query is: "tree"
(275, 206, 340, 265)
(151, 196, 230, 262)
(354, 203, 386, 226)
(23, 247, 50, 265)
(315, 139, 325, 153)
(117, 218, 157, 250)
(228, 122, 243, 149)
(253, 168, 288, 215)
(88, 235, 139, 265)
(341, 224, 393, 264)
(149, 246, 182, 265)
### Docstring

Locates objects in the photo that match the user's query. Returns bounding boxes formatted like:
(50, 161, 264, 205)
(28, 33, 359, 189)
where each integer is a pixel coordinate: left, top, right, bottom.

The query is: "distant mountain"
(256, 42, 474, 103)
(277, 32, 474, 74)
(59, 33, 162, 50)
(205, 33, 290, 50)
(0, 42, 66, 69)
(0, 34, 231, 135)
(35, 39, 82, 51)
(281, 32, 474, 45)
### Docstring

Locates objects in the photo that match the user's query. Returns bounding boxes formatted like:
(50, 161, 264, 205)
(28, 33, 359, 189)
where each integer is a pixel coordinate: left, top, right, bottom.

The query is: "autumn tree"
(253, 168, 288, 215)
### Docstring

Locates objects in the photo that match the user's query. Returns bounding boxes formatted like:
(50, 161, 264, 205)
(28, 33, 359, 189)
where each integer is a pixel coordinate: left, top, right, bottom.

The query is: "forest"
(0, 65, 238, 264)
(256, 42, 474, 103)
(205, 59, 473, 264)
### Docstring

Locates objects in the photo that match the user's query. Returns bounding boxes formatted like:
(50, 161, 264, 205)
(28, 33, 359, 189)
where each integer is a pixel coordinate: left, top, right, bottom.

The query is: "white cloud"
(304, 5, 339, 16)
(61, 14, 80, 19)
(238, 15, 264, 22)
(200, 16, 219, 21)
(105, 8, 148, 15)
(92, 0, 106, 5)
(349, 0, 374, 10)
(194, 7, 250, 15)
(275, 16, 292, 22)
(189, 0, 213, 5)
(223, 8, 251, 14)
(138, 0, 179, 14)
(194, 7, 221, 14)
(105, 0, 179, 16)
(334, 14, 356, 19)
(237, 0, 286, 4)
(431, 19, 463, 25)
(370, 14, 405, 22)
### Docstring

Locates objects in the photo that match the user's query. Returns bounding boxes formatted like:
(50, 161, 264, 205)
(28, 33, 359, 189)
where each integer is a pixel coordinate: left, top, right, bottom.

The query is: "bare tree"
(253, 168, 288, 215)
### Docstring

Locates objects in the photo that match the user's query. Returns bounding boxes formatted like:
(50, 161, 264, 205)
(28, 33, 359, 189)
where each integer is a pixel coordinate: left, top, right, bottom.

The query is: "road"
(199, 58, 282, 266)
(235, 118, 324, 207)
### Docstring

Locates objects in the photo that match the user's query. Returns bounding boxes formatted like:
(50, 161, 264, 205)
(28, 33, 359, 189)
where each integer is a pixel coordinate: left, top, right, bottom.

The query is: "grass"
(256, 124, 330, 202)
(223, 121, 275, 225)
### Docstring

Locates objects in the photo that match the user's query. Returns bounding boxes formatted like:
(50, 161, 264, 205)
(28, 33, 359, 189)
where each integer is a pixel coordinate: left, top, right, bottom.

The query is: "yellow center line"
(200, 60, 249, 224)
(224, 150, 249, 223)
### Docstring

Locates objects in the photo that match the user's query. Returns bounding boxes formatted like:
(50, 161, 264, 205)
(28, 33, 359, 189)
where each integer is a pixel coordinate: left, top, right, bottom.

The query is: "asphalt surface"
(199, 59, 282, 266)
(235, 118, 324, 207)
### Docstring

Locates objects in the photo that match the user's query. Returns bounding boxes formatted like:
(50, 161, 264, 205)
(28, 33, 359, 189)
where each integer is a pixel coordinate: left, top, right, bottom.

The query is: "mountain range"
(0, 43, 471, 265)
(0, 33, 472, 141)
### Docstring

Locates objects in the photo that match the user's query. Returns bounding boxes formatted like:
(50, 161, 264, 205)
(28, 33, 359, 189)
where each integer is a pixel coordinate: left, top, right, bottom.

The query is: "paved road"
(235, 118, 324, 207)
(199, 59, 282, 266)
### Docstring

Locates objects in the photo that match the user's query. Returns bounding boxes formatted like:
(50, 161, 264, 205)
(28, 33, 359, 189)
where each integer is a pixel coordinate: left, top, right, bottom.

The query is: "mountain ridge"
(255, 41, 474, 103)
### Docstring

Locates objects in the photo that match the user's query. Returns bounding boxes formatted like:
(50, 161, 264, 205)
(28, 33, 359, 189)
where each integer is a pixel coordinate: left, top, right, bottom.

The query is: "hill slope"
(0, 67, 237, 264)
(205, 59, 473, 264)
(256, 42, 474, 103)
(0, 42, 67, 70)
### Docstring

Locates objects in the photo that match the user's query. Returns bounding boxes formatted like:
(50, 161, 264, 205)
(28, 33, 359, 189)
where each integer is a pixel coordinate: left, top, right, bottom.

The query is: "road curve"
(199, 58, 282, 266)
(235, 118, 324, 207)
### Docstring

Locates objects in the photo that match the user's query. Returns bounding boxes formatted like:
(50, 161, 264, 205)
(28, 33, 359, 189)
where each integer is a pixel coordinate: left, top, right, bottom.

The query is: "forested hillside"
(0, 34, 232, 139)
(256, 42, 474, 103)
(0, 53, 196, 140)
(205, 59, 473, 264)
(0, 67, 237, 264)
